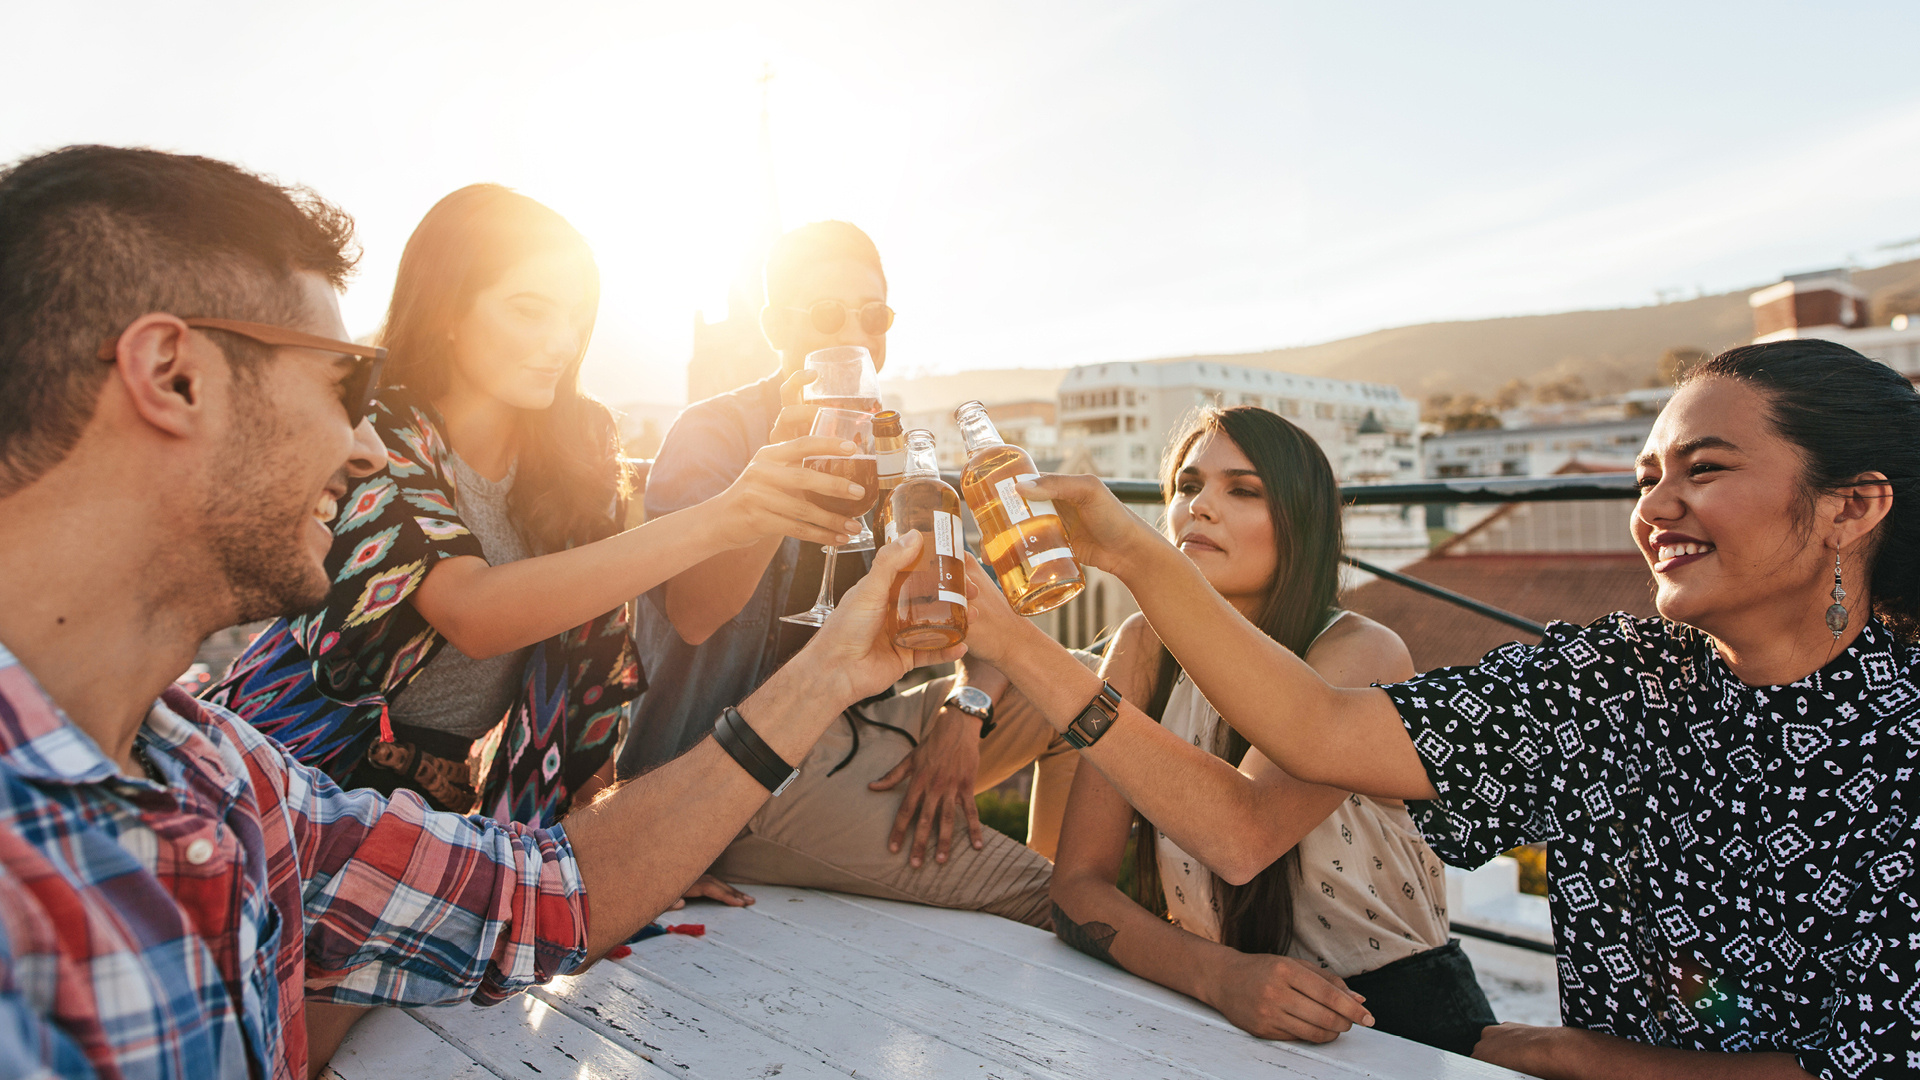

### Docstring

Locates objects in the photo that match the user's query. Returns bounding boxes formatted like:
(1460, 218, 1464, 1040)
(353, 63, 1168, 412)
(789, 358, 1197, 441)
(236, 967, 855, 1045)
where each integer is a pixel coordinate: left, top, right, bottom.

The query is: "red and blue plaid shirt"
(0, 641, 591, 1080)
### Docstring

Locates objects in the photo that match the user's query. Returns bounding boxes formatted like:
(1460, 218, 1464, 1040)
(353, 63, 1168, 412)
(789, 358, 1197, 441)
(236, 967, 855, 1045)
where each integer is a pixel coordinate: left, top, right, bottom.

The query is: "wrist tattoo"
(1051, 902, 1120, 968)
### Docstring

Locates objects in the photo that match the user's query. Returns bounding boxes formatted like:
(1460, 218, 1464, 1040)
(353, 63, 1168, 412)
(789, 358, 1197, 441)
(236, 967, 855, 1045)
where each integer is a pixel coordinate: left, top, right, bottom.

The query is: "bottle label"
(877, 449, 906, 480)
(1013, 473, 1058, 519)
(933, 511, 957, 558)
(1027, 547, 1075, 567)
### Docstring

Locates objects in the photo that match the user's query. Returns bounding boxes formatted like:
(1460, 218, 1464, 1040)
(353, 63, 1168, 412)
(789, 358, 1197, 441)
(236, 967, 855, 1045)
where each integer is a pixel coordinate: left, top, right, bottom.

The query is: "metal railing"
(989, 472, 1641, 641)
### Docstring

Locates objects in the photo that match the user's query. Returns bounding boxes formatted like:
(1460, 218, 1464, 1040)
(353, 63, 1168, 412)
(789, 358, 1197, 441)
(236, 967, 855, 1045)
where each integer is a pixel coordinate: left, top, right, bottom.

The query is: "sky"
(7, 1, 1920, 405)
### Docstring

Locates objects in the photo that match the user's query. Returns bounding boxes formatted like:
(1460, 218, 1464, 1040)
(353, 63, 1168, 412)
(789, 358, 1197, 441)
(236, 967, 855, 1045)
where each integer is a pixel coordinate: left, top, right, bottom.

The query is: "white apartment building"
(1055, 359, 1421, 484)
(1749, 267, 1920, 380)
(1424, 417, 1653, 480)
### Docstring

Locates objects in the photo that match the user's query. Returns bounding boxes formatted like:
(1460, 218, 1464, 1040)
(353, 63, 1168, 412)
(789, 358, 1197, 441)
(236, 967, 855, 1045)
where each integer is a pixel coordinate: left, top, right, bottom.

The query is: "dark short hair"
(1686, 339, 1920, 639)
(0, 145, 358, 496)
(763, 220, 885, 307)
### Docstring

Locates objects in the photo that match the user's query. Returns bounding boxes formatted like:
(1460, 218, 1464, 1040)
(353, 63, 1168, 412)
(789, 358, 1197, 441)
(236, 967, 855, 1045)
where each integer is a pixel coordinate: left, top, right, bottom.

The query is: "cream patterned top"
(1155, 615, 1451, 977)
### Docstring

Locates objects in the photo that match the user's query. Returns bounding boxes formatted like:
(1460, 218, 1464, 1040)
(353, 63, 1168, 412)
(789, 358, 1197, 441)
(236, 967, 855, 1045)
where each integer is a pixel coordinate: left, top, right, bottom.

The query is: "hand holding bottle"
(1013, 472, 1167, 579)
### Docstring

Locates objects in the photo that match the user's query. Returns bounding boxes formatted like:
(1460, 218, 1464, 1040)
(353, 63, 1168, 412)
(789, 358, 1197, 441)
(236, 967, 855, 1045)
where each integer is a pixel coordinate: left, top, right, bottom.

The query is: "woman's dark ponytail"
(1686, 339, 1920, 640)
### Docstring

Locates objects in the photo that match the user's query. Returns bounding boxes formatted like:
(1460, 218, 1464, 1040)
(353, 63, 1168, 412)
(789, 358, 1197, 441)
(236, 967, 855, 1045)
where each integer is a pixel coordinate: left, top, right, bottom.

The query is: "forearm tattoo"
(1051, 902, 1120, 968)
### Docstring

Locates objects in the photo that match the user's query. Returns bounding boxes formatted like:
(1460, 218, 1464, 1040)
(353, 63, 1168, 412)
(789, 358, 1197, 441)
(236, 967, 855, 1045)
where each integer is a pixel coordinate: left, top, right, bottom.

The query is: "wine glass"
(780, 409, 877, 627)
(803, 346, 882, 414)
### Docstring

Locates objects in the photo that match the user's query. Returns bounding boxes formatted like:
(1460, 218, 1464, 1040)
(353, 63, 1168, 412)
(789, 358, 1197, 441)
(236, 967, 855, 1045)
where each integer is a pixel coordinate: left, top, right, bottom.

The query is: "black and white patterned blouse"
(1385, 614, 1920, 1079)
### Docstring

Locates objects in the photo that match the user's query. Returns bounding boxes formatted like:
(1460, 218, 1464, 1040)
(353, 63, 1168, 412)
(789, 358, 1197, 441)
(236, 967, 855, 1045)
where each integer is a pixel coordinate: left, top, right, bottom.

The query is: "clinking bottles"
(885, 430, 968, 649)
(953, 400, 1085, 615)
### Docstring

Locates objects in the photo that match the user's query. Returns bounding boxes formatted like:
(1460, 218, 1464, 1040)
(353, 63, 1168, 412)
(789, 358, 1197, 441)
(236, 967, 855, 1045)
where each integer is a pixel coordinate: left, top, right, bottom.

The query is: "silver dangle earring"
(1826, 554, 1848, 639)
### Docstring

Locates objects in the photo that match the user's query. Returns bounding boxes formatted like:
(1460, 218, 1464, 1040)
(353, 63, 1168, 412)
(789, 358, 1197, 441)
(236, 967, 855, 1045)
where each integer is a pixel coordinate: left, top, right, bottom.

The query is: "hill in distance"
(1145, 258, 1920, 400)
(886, 258, 1920, 415)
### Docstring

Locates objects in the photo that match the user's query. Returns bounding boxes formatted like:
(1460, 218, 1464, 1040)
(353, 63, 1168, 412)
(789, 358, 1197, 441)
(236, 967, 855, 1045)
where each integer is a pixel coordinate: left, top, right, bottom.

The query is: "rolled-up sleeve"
(278, 752, 590, 1007)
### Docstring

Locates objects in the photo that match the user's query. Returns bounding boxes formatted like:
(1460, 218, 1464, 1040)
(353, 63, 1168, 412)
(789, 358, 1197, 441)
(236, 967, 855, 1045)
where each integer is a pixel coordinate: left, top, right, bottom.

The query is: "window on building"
(1240, 393, 1261, 406)
(1314, 403, 1334, 419)
(1277, 398, 1300, 416)
(1130, 444, 1147, 461)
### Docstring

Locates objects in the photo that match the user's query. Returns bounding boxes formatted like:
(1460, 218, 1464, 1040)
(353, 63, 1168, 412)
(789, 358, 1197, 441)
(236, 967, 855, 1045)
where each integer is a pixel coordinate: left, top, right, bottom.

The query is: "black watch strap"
(715, 706, 801, 795)
(1063, 681, 1124, 750)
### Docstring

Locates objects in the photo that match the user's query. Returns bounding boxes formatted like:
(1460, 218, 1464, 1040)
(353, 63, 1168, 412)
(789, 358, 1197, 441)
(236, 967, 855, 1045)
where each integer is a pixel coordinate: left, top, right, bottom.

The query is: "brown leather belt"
(366, 738, 478, 814)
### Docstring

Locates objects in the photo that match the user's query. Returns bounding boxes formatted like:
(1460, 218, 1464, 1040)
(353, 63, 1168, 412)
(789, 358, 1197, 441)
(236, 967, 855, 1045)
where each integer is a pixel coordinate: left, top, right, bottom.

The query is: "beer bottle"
(953, 401, 1084, 615)
(885, 430, 967, 648)
(871, 409, 907, 538)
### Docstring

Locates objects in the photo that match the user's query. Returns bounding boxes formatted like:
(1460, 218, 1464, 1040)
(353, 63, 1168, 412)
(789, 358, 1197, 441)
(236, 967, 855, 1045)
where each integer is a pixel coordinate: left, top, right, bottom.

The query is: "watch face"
(952, 686, 993, 713)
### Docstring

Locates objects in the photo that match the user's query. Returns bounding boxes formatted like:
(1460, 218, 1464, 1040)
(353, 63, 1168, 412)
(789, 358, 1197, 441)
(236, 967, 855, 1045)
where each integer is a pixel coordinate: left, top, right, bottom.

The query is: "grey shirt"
(388, 453, 536, 738)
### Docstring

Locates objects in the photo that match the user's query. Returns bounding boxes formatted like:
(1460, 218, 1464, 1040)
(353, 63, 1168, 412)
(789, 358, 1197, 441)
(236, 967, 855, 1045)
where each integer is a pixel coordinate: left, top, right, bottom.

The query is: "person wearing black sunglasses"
(621, 221, 1084, 930)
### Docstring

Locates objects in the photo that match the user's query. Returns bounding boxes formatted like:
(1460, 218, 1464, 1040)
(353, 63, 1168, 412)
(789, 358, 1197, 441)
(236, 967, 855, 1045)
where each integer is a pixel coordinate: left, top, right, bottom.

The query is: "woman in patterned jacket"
(966, 338, 1917, 1079)
(204, 185, 867, 827)
(1048, 406, 1492, 1054)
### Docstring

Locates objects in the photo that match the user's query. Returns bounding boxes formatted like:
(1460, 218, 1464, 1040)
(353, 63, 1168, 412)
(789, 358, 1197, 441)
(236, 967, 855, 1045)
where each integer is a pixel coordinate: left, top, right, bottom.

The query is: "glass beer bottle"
(884, 430, 967, 649)
(953, 400, 1084, 615)
(871, 409, 907, 538)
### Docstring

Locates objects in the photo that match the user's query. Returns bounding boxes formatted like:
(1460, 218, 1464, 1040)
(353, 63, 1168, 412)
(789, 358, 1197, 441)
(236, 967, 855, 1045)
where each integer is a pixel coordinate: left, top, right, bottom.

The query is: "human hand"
(769, 368, 820, 442)
(956, 555, 1043, 666)
(1203, 951, 1373, 1043)
(1015, 473, 1164, 577)
(712, 435, 865, 548)
(804, 530, 968, 704)
(869, 705, 985, 867)
(668, 874, 755, 910)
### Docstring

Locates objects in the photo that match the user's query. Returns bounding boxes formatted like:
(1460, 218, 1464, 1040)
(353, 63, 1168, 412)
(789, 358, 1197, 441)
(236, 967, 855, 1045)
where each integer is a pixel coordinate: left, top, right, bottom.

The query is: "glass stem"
(812, 545, 839, 612)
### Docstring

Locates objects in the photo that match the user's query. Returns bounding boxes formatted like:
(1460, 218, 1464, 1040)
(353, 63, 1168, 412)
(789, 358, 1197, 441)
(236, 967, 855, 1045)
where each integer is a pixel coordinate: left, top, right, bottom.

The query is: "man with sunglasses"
(0, 146, 960, 1080)
(622, 222, 1087, 929)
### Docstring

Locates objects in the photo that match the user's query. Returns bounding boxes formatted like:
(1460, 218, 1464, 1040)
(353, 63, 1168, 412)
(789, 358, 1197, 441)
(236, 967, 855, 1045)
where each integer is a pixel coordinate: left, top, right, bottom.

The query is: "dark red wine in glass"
(804, 455, 880, 518)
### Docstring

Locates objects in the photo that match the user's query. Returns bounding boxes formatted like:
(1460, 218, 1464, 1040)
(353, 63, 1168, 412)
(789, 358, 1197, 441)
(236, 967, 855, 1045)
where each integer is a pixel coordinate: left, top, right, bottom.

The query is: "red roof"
(1345, 553, 1656, 671)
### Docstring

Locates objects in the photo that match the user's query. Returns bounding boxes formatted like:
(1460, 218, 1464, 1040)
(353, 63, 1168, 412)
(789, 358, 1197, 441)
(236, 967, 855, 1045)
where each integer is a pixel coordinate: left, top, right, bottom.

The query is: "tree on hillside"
(1656, 346, 1710, 386)
(1424, 392, 1502, 432)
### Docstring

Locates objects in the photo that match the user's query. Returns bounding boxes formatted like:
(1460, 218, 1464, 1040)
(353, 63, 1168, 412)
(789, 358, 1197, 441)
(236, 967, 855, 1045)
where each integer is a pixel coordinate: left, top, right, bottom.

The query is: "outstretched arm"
(994, 475, 1435, 800)
(565, 530, 962, 958)
(413, 433, 865, 659)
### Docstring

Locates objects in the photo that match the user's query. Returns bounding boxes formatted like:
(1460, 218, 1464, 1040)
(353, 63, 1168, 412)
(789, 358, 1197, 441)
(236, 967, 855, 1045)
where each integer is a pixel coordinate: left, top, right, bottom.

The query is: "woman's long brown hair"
(1127, 406, 1345, 957)
(378, 184, 629, 555)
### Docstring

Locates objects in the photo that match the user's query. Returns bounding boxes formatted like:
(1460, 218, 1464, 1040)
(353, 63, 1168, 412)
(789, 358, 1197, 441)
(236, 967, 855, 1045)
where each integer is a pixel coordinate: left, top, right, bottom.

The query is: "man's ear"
(759, 305, 794, 352)
(110, 313, 213, 438)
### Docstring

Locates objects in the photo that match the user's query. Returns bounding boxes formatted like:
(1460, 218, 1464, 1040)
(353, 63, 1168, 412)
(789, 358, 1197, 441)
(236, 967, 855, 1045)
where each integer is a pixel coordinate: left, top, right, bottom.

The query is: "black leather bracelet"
(714, 706, 801, 795)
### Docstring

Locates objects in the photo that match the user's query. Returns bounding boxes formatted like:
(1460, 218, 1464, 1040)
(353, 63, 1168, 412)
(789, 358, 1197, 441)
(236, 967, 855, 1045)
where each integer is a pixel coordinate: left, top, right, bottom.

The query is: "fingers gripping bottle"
(871, 409, 907, 539)
(953, 401, 1085, 615)
(884, 430, 968, 648)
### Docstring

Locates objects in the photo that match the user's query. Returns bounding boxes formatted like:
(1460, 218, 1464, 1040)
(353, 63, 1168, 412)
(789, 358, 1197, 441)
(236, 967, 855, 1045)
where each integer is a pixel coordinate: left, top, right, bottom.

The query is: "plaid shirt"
(0, 642, 591, 1080)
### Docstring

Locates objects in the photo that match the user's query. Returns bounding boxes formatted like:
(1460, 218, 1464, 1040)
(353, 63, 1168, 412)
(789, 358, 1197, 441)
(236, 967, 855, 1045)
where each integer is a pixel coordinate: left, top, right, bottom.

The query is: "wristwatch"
(945, 685, 997, 739)
(1063, 681, 1125, 750)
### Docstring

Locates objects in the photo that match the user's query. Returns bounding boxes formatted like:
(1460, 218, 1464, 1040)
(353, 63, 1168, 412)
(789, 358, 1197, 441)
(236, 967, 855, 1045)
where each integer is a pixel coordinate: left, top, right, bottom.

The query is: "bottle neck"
(903, 433, 940, 478)
(956, 406, 1003, 455)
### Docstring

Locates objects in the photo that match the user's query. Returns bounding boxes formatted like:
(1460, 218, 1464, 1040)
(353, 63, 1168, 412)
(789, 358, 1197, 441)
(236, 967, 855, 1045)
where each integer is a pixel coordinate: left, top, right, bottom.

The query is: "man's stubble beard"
(203, 403, 334, 625)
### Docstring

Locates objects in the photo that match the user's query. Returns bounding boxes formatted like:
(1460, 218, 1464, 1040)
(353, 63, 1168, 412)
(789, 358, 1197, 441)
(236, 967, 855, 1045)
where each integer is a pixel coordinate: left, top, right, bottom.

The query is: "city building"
(1423, 417, 1652, 480)
(1749, 267, 1920, 380)
(899, 399, 1060, 472)
(1055, 359, 1420, 484)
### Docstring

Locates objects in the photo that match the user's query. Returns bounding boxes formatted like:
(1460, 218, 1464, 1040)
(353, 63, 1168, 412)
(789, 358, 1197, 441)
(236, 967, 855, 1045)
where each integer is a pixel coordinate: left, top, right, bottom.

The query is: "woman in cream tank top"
(1154, 635, 1451, 975)
(1050, 406, 1495, 1056)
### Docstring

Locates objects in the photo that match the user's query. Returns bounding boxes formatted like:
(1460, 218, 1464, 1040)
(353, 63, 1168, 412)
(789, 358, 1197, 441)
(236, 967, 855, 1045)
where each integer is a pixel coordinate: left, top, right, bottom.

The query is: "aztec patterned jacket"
(202, 387, 644, 826)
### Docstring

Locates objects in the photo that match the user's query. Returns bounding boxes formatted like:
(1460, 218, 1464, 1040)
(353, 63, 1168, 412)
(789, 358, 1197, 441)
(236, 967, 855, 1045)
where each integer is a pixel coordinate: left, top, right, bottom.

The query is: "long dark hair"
(1127, 406, 1346, 956)
(1684, 339, 1920, 641)
(378, 184, 628, 554)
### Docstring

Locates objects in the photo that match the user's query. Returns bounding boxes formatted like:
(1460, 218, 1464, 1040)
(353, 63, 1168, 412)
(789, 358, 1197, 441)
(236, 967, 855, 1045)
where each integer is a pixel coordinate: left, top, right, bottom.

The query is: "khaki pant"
(711, 652, 1096, 927)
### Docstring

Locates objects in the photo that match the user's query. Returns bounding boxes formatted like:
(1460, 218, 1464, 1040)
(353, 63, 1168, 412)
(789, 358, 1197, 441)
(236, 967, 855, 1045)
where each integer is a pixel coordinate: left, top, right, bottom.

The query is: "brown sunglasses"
(98, 316, 386, 426)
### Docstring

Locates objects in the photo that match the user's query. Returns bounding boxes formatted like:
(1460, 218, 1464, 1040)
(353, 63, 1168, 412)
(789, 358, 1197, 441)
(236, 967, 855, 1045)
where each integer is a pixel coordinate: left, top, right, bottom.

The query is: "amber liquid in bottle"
(884, 474, 968, 649)
(954, 403, 1084, 615)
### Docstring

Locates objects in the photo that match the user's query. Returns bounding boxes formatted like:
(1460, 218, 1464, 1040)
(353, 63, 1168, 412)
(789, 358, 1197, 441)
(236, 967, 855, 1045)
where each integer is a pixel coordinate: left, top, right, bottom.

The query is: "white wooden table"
(325, 885, 1531, 1079)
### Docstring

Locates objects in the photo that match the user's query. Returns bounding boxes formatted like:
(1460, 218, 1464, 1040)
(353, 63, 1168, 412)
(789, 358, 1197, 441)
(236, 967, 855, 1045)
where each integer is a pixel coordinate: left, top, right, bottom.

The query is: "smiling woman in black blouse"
(958, 339, 1919, 1078)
